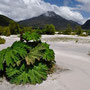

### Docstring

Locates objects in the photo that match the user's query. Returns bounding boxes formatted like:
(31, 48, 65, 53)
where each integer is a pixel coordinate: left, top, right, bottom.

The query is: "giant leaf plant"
(0, 32, 55, 84)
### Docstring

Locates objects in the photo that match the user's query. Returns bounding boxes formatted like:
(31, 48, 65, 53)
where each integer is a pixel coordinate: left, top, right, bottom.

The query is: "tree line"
(0, 22, 89, 36)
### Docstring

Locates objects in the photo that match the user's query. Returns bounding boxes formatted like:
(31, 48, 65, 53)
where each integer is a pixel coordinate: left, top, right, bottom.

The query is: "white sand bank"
(0, 35, 90, 90)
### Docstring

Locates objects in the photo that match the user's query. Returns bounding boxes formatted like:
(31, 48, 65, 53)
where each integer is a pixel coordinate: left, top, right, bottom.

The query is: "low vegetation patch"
(0, 32, 55, 85)
(0, 37, 6, 44)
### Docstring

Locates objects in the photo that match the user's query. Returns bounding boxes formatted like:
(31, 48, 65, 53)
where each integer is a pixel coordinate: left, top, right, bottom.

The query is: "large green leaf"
(22, 32, 41, 42)
(25, 42, 55, 65)
(6, 63, 48, 84)
(0, 49, 7, 70)
(25, 43, 47, 65)
(11, 41, 31, 50)
(4, 47, 27, 66)
(0, 41, 30, 70)
(43, 49, 55, 61)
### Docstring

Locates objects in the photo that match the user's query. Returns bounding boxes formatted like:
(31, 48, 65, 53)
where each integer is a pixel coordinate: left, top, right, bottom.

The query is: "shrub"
(0, 26, 11, 36)
(45, 24, 56, 35)
(0, 37, 6, 44)
(0, 32, 55, 85)
(64, 24, 72, 35)
(76, 26, 83, 35)
(2, 27, 11, 36)
(22, 32, 41, 43)
(35, 29, 46, 35)
(9, 21, 20, 34)
(22, 27, 33, 33)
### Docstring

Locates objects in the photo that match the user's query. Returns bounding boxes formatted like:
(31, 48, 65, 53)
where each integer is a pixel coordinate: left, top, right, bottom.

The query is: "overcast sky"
(0, 0, 90, 24)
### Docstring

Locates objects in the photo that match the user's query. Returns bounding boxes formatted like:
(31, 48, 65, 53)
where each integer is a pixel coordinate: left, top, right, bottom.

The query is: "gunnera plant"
(0, 32, 55, 85)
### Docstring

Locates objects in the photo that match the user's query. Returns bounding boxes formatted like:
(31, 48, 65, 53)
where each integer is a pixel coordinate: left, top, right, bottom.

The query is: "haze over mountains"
(0, 11, 90, 30)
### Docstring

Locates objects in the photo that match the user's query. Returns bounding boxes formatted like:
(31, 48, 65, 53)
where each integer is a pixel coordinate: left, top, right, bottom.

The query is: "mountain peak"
(42, 11, 56, 17)
(18, 11, 79, 30)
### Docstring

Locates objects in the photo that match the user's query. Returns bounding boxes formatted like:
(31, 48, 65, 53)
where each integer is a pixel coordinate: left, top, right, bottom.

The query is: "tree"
(3, 27, 11, 36)
(0, 26, 11, 36)
(76, 26, 83, 35)
(22, 27, 33, 33)
(64, 24, 72, 35)
(9, 21, 20, 34)
(45, 24, 56, 35)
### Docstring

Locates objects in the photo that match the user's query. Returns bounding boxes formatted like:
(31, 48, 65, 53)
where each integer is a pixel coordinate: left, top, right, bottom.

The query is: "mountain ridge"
(18, 11, 80, 30)
(82, 20, 90, 30)
(0, 14, 17, 27)
(0, 14, 14, 26)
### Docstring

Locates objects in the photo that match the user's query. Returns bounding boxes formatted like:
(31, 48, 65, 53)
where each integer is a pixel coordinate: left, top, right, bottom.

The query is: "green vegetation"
(59, 25, 89, 36)
(0, 26, 11, 36)
(63, 24, 72, 35)
(76, 26, 83, 35)
(22, 32, 41, 43)
(35, 24, 56, 35)
(44, 24, 56, 35)
(22, 27, 33, 33)
(9, 21, 20, 34)
(0, 14, 20, 36)
(0, 23, 56, 36)
(0, 32, 55, 85)
(0, 37, 6, 44)
(0, 15, 13, 26)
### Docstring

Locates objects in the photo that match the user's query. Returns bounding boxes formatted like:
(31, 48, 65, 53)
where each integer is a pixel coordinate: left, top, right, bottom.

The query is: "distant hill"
(18, 11, 80, 30)
(0, 14, 15, 26)
(82, 20, 90, 30)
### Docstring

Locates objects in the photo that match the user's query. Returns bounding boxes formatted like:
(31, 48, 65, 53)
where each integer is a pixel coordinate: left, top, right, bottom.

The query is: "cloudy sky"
(0, 0, 90, 24)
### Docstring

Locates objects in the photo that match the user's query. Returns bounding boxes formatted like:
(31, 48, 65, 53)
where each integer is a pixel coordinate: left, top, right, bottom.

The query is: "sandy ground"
(0, 35, 90, 90)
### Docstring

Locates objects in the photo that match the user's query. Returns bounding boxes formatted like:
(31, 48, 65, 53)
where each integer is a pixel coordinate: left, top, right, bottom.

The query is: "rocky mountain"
(18, 11, 80, 30)
(82, 20, 90, 30)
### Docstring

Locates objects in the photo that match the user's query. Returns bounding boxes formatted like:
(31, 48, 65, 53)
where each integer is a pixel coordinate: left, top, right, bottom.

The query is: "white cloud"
(76, 0, 90, 12)
(54, 6, 84, 24)
(0, 0, 85, 24)
(77, 0, 90, 4)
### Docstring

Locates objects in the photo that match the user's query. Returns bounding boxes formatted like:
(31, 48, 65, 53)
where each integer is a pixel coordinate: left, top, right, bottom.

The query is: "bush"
(45, 24, 56, 35)
(2, 27, 11, 36)
(0, 21, 20, 36)
(0, 26, 11, 36)
(64, 24, 72, 35)
(35, 29, 45, 35)
(22, 32, 41, 43)
(76, 26, 83, 35)
(22, 27, 33, 33)
(0, 32, 55, 85)
(0, 37, 6, 44)
(9, 21, 20, 34)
